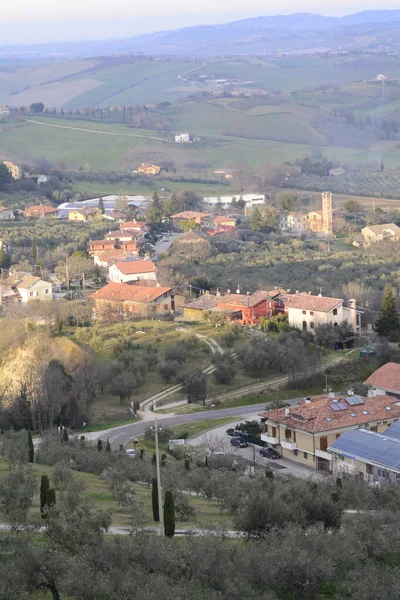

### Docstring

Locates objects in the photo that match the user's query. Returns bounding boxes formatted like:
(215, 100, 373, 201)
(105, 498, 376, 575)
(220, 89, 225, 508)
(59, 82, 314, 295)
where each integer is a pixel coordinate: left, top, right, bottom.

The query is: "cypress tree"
(98, 197, 105, 214)
(163, 490, 175, 538)
(151, 477, 159, 522)
(375, 285, 400, 337)
(106, 439, 111, 453)
(184, 458, 191, 471)
(62, 428, 69, 444)
(97, 439, 103, 452)
(47, 488, 56, 508)
(40, 475, 50, 518)
(31, 238, 38, 260)
(27, 430, 34, 463)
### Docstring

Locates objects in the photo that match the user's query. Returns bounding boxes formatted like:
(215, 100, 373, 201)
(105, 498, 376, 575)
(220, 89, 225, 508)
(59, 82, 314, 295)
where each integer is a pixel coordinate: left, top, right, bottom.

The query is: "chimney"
(286, 289, 291, 293)
(284, 408, 290, 416)
(227, 289, 231, 294)
(247, 291, 251, 295)
(295, 290, 299, 294)
(348, 298, 356, 310)
(236, 286, 241, 294)
(305, 397, 311, 404)
(309, 291, 312, 295)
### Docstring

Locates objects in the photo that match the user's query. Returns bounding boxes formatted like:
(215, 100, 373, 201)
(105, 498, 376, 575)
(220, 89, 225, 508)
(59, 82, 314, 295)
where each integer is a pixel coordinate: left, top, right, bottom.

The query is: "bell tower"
(322, 192, 333, 235)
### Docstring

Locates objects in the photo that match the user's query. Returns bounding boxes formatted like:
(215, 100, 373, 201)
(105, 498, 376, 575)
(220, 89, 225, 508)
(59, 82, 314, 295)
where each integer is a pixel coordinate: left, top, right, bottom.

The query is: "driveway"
(154, 232, 182, 255)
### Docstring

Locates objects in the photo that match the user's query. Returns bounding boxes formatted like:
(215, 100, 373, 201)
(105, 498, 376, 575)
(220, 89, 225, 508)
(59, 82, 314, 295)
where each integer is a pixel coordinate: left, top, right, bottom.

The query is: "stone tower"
(322, 192, 333, 235)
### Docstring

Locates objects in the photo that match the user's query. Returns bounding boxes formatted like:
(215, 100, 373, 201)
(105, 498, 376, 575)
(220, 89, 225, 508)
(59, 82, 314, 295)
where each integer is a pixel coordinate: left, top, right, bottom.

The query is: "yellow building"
(4, 161, 21, 179)
(68, 208, 102, 222)
(137, 163, 161, 176)
(307, 210, 324, 232)
(260, 393, 400, 472)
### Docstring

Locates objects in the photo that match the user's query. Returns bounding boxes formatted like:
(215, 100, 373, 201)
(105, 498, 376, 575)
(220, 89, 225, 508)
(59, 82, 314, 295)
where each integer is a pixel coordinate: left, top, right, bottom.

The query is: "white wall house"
(283, 293, 360, 333)
(203, 193, 265, 208)
(108, 260, 157, 284)
(15, 276, 53, 303)
(175, 133, 191, 143)
(0, 207, 15, 220)
(279, 212, 308, 233)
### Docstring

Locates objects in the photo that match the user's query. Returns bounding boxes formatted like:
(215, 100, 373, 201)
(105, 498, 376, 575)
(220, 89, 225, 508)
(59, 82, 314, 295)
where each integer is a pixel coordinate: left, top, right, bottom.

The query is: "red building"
(88, 238, 139, 254)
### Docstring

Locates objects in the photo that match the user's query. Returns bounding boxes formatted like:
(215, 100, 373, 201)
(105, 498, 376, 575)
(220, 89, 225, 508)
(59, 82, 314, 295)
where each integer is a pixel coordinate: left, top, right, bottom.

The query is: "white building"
(37, 175, 49, 184)
(175, 133, 191, 143)
(108, 260, 157, 284)
(0, 207, 15, 221)
(0, 106, 11, 118)
(57, 195, 150, 218)
(279, 212, 308, 233)
(282, 293, 360, 333)
(7, 274, 53, 303)
(203, 193, 265, 208)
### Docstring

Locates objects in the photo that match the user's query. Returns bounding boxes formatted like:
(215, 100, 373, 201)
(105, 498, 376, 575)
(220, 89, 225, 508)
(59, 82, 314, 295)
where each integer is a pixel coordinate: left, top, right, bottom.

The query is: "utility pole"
(154, 417, 164, 534)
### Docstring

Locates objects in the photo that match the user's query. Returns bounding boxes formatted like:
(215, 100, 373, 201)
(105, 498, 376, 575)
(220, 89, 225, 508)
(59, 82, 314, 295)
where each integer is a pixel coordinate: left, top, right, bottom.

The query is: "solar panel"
(330, 402, 348, 412)
(346, 395, 365, 406)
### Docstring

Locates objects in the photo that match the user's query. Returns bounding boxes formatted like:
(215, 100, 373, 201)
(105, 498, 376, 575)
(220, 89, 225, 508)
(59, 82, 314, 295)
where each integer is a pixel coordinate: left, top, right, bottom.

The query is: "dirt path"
(24, 118, 166, 142)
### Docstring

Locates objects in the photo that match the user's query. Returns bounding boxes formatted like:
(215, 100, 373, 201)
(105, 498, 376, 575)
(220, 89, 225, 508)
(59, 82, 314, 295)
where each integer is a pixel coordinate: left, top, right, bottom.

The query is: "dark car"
(230, 437, 249, 448)
(259, 447, 281, 459)
(226, 428, 237, 436)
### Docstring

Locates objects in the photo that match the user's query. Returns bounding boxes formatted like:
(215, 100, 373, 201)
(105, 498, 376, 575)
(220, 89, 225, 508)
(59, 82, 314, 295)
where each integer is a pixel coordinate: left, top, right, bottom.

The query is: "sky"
(1, 0, 400, 44)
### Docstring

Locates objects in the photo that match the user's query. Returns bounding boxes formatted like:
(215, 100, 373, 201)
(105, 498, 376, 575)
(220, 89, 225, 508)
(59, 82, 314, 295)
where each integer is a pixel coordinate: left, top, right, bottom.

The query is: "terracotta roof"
(363, 223, 400, 235)
(213, 215, 235, 224)
(92, 250, 137, 265)
(184, 295, 218, 310)
(24, 205, 58, 216)
(171, 211, 211, 220)
(112, 260, 156, 275)
(260, 394, 400, 434)
(70, 208, 98, 215)
(122, 221, 147, 230)
(281, 293, 343, 313)
(8, 274, 43, 289)
(173, 230, 210, 243)
(91, 282, 171, 303)
(364, 362, 400, 393)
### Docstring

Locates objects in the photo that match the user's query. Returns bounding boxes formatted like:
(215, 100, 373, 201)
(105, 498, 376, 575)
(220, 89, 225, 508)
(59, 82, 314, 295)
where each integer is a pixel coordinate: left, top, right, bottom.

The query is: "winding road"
(177, 62, 207, 82)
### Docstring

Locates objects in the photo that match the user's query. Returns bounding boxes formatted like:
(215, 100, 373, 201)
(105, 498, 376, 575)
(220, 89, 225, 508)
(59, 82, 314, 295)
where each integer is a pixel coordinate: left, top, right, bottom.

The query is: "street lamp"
(150, 417, 164, 534)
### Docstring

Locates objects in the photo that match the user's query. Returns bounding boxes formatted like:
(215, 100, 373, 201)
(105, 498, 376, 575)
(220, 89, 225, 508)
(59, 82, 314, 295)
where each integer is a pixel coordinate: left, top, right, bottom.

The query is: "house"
(68, 208, 102, 222)
(105, 230, 137, 242)
(37, 175, 49, 184)
(91, 282, 172, 320)
(24, 205, 59, 219)
(108, 259, 157, 284)
(122, 220, 148, 232)
(102, 211, 126, 222)
(279, 212, 308, 233)
(203, 193, 265, 208)
(280, 292, 360, 333)
(307, 210, 324, 233)
(183, 290, 275, 325)
(0, 207, 15, 221)
(92, 250, 138, 269)
(361, 223, 400, 243)
(364, 362, 400, 398)
(170, 211, 211, 226)
(88, 238, 139, 254)
(260, 393, 400, 471)
(3, 273, 52, 303)
(0, 282, 21, 309)
(212, 216, 236, 227)
(329, 422, 400, 484)
(137, 163, 161, 176)
(329, 167, 345, 177)
(175, 133, 191, 143)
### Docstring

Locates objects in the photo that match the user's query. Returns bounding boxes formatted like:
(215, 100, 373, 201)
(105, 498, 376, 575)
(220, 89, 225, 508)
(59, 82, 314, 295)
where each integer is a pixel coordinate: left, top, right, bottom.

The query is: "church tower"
(322, 192, 333, 235)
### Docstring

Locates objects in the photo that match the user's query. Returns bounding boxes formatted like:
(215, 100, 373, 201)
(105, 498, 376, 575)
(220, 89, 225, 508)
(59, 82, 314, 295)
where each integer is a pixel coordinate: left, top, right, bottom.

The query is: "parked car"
(226, 428, 237, 436)
(259, 447, 280, 459)
(230, 437, 248, 448)
(126, 449, 136, 458)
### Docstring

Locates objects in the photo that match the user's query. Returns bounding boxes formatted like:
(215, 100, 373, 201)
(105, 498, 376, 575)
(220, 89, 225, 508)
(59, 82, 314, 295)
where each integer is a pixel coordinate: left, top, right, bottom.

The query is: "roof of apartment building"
(260, 394, 400, 434)
(329, 427, 400, 471)
(364, 362, 400, 393)
(213, 215, 235, 224)
(91, 282, 171, 303)
(112, 260, 156, 275)
(24, 205, 59, 216)
(383, 420, 400, 439)
(363, 223, 400, 235)
(280, 293, 343, 313)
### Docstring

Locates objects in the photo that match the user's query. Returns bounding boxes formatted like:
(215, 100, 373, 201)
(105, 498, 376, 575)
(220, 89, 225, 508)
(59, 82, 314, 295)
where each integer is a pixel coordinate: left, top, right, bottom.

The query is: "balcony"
(281, 439, 297, 451)
(315, 448, 332, 461)
(261, 433, 279, 445)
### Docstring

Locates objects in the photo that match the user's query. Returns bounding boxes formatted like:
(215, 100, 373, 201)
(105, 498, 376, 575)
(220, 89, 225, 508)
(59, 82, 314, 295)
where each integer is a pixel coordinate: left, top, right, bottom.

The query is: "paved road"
(25, 119, 166, 142)
(177, 62, 207, 81)
(153, 232, 182, 255)
(87, 403, 270, 449)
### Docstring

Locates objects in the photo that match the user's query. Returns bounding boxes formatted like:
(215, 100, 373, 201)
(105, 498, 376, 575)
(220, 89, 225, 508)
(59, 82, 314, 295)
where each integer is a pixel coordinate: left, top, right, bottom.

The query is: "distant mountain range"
(3, 10, 400, 59)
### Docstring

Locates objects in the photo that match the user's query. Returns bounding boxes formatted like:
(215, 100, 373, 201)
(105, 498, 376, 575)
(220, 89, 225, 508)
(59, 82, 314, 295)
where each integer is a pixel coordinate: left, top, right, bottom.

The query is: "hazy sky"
(1, 0, 400, 44)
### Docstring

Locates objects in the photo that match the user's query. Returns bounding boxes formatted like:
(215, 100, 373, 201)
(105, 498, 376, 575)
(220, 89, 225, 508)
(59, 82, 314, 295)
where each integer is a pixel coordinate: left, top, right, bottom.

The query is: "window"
(45, 289, 50, 294)
(310, 322, 315, 329)
(336, 433, 340, 439)
(284, 429, 291, 440)
(302, 310, 307, 315)
(309, 311, 314, 316)
(271, 427, 277, 437)
(302, 321, 307, 331)
(320, 436, 328, 451)
(29, 291, 33, 297)
(152, 306, 157, 313)
(293, 431, 296, 443)
(35, 291, 39, 296)
(356, 314, 360, 325)
(294, 449, 299, 456)
(164, 304, 169, 311)
(303, 452, 308, 460)
(366, 464, 373, 475)
(333, 308, 338, 315)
